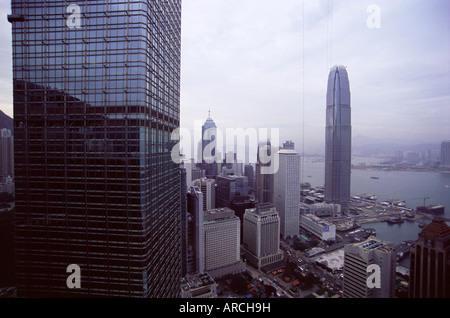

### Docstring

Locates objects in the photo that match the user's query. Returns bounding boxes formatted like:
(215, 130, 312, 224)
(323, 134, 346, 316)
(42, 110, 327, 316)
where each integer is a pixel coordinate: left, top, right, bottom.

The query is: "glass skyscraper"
(325, 65, 351, 215)
(9, 0, 182, 297)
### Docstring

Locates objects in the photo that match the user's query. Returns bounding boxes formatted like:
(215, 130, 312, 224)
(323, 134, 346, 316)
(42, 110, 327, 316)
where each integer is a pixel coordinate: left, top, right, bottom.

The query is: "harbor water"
(302, 157, 450, 268)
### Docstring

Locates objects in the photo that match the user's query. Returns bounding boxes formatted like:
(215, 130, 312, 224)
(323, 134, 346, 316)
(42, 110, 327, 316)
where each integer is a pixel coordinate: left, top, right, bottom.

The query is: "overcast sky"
(0, 1, 449, 155)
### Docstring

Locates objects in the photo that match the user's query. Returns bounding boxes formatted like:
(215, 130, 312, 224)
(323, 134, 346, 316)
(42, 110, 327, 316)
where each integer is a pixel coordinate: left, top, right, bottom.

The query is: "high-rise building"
(216, 175, 249, 209)
(203, 208, 245, 279)
(10, 0, 182, 297)
(255, 140, 274, 204)
(201, 114, 218, 179)
(186, 187, 205, 276)
(325, 65, 352, 214)
(180, 164, 188, 277)
(0, 129, 14, 178)
(274, 149, 301, 239)
(192, 178, 216, 212)
(343, 237, 396, 298)
(409, 217, 450, 298)
(244, 164, 255, 190)
(441, 141, 450, 169)
(242, 203, 284, 270)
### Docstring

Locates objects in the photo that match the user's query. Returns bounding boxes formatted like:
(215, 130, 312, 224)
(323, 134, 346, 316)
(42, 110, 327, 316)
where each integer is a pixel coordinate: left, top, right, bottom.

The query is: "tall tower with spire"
(202, 112, 218, 179)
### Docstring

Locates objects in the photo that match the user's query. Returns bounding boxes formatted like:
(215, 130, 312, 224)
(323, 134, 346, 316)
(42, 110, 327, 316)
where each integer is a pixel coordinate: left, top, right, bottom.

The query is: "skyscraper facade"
(186, 187, 205, 276)
(10, 0, 182, 297)
(242, 203, 283, 270)
(255, 140, 274, 204)
(274, 149, 301, 239)
(325, 65, 352, 214)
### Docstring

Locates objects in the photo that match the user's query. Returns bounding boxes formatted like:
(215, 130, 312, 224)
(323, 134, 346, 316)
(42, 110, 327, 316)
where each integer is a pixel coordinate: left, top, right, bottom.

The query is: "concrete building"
(203, 208, 245, 279)
(180, 273, 217, 298)
(300, 214, 336, 241)
(242, 203, 284, 270)
(186, 187, 205, 276)
(409, 217, 450, 298)
(325, 65, 352, 214)
(193, 178, 216, 211)
(274, 149, 301, 238)
(343, 237, 396, 298)
(309, 202, 341, 218)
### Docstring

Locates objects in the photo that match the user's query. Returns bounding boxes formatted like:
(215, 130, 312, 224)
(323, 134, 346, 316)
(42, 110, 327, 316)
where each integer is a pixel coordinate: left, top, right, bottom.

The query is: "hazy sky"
(0, 1, 449, 155)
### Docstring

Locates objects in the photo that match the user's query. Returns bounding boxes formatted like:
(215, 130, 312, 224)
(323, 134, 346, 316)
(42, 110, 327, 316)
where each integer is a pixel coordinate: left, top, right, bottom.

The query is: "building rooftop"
(355, 236, 393, 253)
(181, 273, 216, 292)
(420, 217, 450, 240)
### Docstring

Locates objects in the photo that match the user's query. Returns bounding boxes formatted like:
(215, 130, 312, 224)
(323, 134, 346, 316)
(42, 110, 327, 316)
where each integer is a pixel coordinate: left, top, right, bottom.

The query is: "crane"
(408, 197, 431, 207)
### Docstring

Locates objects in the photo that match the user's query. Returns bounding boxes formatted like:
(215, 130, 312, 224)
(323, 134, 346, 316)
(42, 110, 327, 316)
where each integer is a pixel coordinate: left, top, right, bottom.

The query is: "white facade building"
(193, 178, 216, 212)
(203, 208, 244, 279)
(300, 214, 336, 241)
(274, 149, 301, 238)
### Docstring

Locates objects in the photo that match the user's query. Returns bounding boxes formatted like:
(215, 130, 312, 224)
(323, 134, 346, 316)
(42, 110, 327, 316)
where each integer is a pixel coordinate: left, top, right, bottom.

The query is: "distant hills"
(0, 110, 13, 133)
(352, 135, 441, 157)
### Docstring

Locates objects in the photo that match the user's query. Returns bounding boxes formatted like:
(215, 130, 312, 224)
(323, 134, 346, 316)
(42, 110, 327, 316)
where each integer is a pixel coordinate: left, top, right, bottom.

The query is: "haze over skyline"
(0, 0, 449, 154)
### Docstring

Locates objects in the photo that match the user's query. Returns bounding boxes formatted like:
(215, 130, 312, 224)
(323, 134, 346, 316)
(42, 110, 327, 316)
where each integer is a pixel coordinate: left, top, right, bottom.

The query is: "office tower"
(244, 164, 254, 190)
(274, 149, 301, 239)
(201, 114, 218, 179)
(216, 175, 249, 209)
(343, 237, 396, 298)
(282, 140, 295, 150)
(10, 0, 182, 297)
(0, 129, 14, 178)
(255, 140, 274, 204)
(409, 217, 450, 298)
(192, 178, 216, 212)
(325, 65, 352, 214)
(186, 187, 205, 276)
(203, 208, 245, 279)
(242, 203, 283, 270)
(441, 141, 450, 169)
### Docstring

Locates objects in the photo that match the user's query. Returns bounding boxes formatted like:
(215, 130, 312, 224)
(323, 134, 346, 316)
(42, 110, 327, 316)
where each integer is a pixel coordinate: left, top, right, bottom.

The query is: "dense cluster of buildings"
(2, 0, 448, 300)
